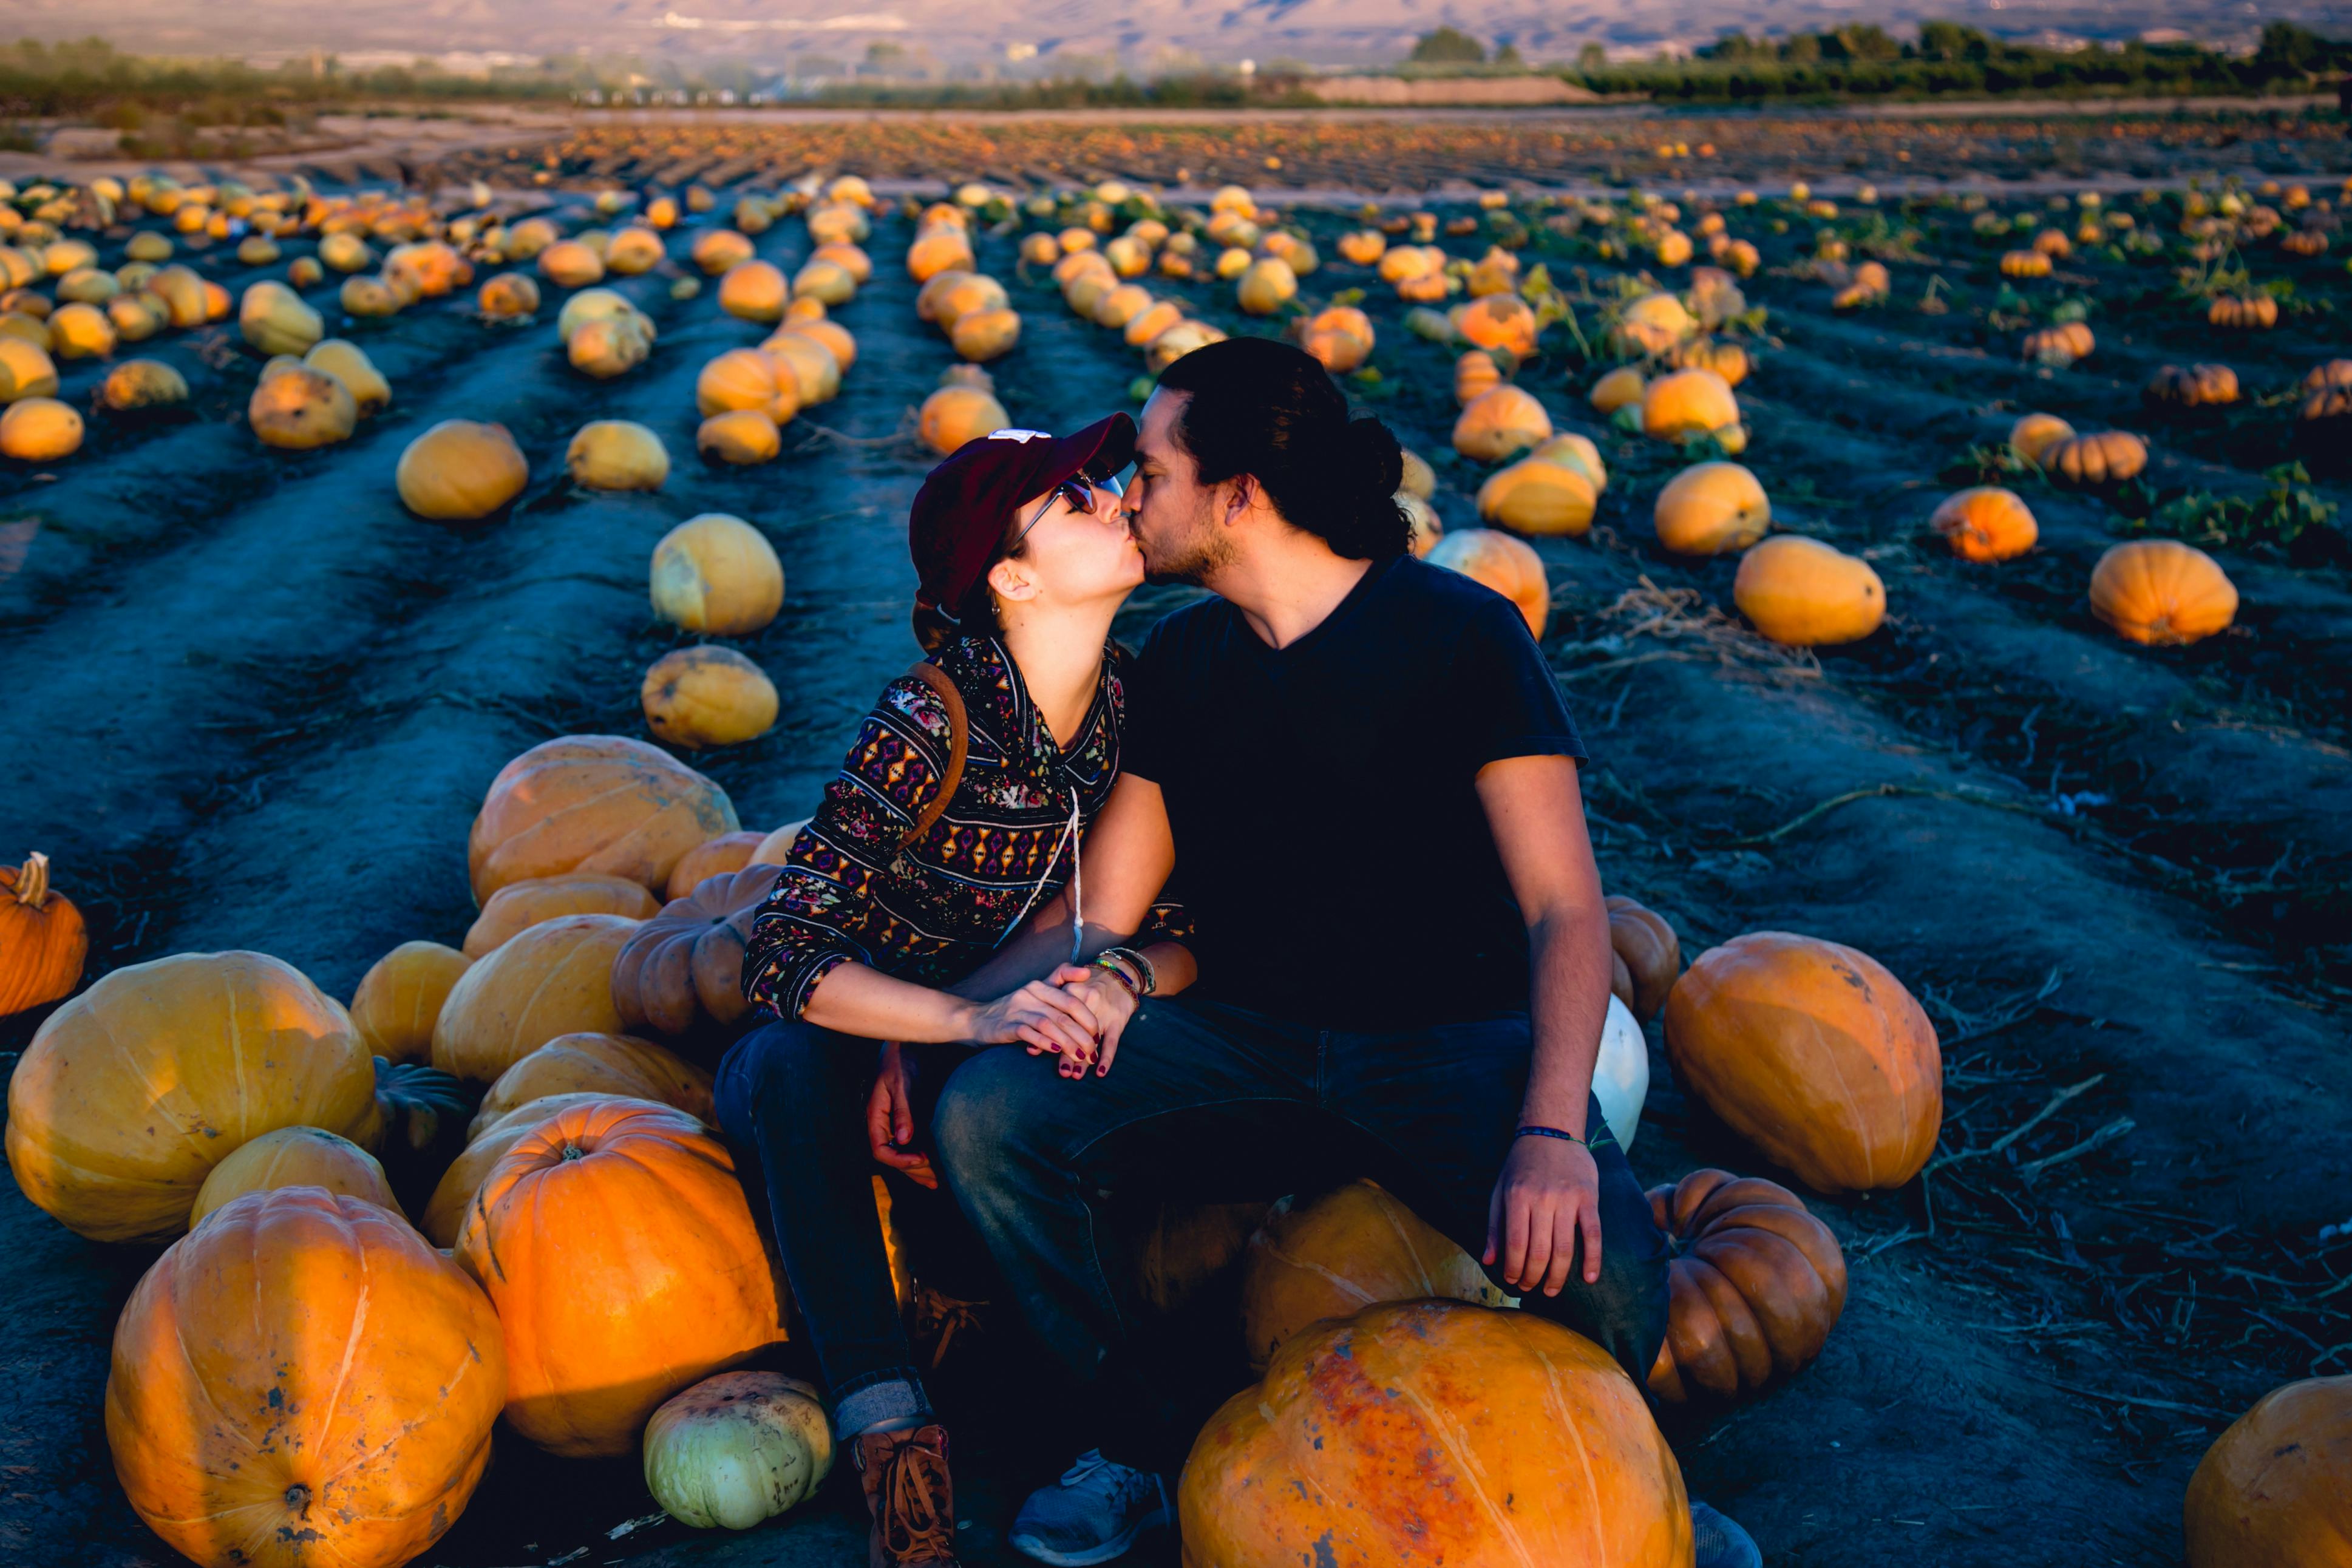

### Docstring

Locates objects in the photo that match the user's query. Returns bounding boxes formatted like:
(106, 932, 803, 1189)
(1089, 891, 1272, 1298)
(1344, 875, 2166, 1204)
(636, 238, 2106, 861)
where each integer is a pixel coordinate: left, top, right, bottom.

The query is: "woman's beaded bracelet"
(1092, 945, 1156, 997)
(1089, 951, 1144, 999)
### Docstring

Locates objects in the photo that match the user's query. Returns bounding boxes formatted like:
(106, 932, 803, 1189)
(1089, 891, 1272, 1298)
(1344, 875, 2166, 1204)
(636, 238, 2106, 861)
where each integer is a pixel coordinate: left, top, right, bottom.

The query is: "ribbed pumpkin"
(1425, 528, 1549, 639)
(1654, 461, 1769, 555)
(455, 1098, 782, 1456)
(2207, 294, 2278, 330)
(431, 913, 641, 1084)
(107, 1189, 505, 1568)
(2089, 540, 2238, 647)
(1454, 349, 1503, 407)
(1929, 486, 2038, 563)
(1180, 1301, 1691, 1568)
(667, 830, 769, 899)
(467, 734, 739, 903)
(348, 940, 473, 1061)
(1665, 931, 1942, 1194)
(1452, 385, 1552, 463)
(1, 851, 86, 1016)
(611, 866, 775, 1040)
(1734, 535, 1886, 647)
(418, 1091, 656, 1247)
(2144, 363, 2240, 409)
(643, 1371, 835, 1531)
(1239, 1179, 1506, 1372)
(1643, 1167, 1848, 1405)
(2045, 430, 2147, 487)
(189, 1125, 400, 1228)
(1605, 894, 1681, 1023)
(7, 951, 381, 1242)
(469, 1031, 714, 1136)
(2183, 1376, 2351, 1566)
(2008, 412, 2076, 466)
(463, 872, 663, 958)
(2021, 321, 2094, 367)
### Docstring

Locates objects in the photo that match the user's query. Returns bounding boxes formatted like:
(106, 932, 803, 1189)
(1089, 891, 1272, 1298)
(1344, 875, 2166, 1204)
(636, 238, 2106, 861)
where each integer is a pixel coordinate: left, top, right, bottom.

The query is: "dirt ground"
(3, 106, 2350, 1567)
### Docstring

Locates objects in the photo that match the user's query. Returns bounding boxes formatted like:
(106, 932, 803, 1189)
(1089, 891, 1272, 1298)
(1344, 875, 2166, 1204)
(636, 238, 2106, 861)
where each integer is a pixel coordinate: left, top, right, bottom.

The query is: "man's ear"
(987, 555, 1038, 603)
(1223, 473, 1257, 527)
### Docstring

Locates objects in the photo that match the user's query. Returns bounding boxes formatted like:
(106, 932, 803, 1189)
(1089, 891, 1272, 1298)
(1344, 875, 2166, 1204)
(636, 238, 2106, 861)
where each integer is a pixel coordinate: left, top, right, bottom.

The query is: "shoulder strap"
(899, 660, 969, 848)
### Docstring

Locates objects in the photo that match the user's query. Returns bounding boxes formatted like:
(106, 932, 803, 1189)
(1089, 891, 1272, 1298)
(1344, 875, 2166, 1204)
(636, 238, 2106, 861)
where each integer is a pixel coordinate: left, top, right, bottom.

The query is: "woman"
(721, 413, 1195, 1568)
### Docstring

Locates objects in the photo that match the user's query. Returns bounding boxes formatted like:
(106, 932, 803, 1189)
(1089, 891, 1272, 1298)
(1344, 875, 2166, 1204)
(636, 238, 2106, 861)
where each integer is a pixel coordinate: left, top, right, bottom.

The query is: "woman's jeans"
(931, 994, 1673, 1469)
(716, 1018, 966, 1439)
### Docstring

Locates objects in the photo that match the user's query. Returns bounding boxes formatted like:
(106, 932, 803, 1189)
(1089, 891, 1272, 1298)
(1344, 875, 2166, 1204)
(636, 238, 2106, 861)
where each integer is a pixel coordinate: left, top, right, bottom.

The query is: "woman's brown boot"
(853, 1424, 961, 1568)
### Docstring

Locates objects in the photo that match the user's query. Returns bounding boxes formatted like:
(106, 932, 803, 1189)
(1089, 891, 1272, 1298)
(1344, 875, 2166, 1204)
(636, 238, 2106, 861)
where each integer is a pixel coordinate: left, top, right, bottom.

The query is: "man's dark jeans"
(716, 1018, 970, 1439)
(931, 994, 1671, 1468)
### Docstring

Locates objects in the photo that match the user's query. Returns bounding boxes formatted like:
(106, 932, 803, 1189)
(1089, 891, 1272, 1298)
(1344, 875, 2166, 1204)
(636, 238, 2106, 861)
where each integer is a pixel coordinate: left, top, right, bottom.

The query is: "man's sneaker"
(853, 1424, 961, 1568)
(1691, 1499, 1762, 1568)
(1005, 1450, 1171, 1566)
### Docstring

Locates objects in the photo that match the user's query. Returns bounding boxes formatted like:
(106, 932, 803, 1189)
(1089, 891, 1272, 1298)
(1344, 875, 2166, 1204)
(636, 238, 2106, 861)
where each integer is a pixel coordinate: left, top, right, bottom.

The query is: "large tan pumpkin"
(1643, 1167, 1847, 1405)
(611, 866, 775, 1039)
(1664, 932, 1942, 1194)
(348, 940, 472, 1062)
(1239, 1179, 1506, 1372)
(650, 514, 786, 636)
(467, 734, 739, 903)
(431, 914, 640, 1082)
(189, 1125, 401, 1228)
(1181, 1300, 1692, 1568)
(396, 421, 529, 520)
(1733, 535, 1886, 647)
(7, 952, 381, 1242)
(1452, 385, 1553, 463)
(455, 1098, 782, 1456)
(469, 1031, 714, 1136)
(1425, 528, 1549, 639)
(107, 1189, 505, 1568)
(2184, 1376, 2351, 1566)
(1654, 461, 1769, 555)
(463, 872, 664, 958)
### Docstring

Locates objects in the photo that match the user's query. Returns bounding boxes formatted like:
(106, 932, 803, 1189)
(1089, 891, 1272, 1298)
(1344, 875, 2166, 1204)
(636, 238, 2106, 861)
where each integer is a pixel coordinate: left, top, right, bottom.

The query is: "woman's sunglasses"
(1011, 472, 1124, 550)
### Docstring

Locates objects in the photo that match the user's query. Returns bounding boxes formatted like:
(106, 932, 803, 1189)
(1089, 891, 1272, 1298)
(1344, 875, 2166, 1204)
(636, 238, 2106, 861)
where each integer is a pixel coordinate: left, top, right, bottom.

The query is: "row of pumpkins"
(5, 716, 2335, 1561)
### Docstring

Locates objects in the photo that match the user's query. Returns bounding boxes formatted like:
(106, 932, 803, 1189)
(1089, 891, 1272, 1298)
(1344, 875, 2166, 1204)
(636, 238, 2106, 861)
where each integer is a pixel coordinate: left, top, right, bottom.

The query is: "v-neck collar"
(974, 634, 1114, 770)
(1242, 554, 1398, 662)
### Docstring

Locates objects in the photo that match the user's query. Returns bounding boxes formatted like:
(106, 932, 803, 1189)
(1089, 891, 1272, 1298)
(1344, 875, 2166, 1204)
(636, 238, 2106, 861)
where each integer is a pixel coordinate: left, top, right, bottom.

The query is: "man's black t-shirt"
(1122, 552, 1585, 1030)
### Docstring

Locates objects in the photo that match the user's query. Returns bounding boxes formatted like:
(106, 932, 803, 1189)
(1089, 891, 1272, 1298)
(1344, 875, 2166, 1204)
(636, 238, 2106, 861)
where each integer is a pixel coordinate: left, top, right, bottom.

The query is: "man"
(920, 338, 1759, 1568)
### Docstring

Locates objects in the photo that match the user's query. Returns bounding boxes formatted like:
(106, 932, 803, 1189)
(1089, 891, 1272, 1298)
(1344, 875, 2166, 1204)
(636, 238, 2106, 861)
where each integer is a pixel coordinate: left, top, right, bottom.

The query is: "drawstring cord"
(995, 784, 1084, 965)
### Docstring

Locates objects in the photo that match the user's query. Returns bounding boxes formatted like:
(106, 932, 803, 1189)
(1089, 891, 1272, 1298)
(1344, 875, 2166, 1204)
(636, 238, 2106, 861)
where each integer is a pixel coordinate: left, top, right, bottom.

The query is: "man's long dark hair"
(1154, 337, 1410, 560)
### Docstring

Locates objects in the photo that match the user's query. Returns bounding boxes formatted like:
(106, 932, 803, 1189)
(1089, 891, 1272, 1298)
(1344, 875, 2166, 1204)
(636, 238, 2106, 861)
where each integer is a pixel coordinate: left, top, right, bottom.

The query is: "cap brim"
(1049, 412, 1137, 484)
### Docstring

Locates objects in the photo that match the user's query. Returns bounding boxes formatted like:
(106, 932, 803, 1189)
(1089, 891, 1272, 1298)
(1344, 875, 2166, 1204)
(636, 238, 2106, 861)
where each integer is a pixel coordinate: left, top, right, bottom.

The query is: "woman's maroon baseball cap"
(909, 411, 1135, 628)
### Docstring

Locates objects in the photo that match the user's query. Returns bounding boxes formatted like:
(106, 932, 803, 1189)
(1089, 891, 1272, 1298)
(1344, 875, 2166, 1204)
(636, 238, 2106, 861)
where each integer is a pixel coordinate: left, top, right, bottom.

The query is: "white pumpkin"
(643, 1371, 833, 1530)
(1592, 994, 1650, 1152)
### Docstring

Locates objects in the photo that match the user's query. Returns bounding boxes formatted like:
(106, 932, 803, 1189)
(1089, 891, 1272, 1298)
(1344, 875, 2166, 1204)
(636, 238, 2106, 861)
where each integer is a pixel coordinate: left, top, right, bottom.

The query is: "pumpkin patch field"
(2, 104, 2351, 1568)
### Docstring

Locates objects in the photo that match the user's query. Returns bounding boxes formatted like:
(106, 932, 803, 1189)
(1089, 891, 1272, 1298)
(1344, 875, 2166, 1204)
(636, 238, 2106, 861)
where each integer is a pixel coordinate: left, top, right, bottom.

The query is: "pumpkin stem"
(284, 1482, 311, 1515)
(12, 851, 48, 908)
(560, 1142, 585, 1161)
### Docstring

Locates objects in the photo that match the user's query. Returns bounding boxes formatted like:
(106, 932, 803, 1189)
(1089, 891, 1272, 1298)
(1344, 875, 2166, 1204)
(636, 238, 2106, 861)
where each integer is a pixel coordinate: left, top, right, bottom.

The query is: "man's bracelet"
(1515, 1124, 1590, 1147)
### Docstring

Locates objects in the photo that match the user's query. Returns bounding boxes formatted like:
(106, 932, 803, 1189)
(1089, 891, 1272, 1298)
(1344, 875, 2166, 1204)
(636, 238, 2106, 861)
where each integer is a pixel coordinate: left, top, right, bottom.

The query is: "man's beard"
(1140, 504, 1235, 587)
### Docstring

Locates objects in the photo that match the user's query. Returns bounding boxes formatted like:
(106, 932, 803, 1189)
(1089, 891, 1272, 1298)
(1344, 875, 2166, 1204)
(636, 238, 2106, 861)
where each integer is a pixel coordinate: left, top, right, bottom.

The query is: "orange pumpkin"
(1239, 1179, 1506, 1371)
(455, 1098, 783, 1456)
(610, 866, 776, 1039)
(189, 1125, 401, 1228)
(2207, 294, 2278, 330)
(106, 1188, 504, 1568)
(1929, 486, 2039, 563)
(2144, 363, 2240, 409)
(1733, 535, 1886, 647)
(7, 951, 381, 1242)
(1605, 894, 1682, 1022)
(665, 830, 769, 899)
(418, 1091, 650, 1247)
(2021, 321, 2094, 367)
(2008, 412, 2076, 466)
(467, 734, 738, 903)
(2045, 430, 2147, 487)
(0, 851, 85, 1015)
(469, 1031, 714, 1136)
(348, 940, 472, 1062)
(1424, 528, 1549, 639)
(1643, 1168, 1847, 1404)
(1453, 349, 1503, 407)
(430, 912, 641, 1083)
(1451, 293, 1538, 358)
(2183, 1376, 2351, 1566)
(463, 871, 663, 957)
(2089, 540, 2238, 647)
(1180, 1300, 1691, 1568)
(1664, 932, 1942, 1194)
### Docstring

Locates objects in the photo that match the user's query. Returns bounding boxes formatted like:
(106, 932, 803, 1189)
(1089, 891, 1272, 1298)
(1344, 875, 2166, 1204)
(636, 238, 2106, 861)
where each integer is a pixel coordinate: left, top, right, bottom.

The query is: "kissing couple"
(717, 336, 1758, 1568)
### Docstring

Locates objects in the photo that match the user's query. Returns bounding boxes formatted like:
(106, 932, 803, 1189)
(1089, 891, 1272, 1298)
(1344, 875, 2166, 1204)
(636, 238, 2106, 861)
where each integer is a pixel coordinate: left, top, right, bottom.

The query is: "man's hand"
(866, 1044, 937, 1189)
(1483, 1133, 1603, 1296)
(1039, 964, 1138, 1078)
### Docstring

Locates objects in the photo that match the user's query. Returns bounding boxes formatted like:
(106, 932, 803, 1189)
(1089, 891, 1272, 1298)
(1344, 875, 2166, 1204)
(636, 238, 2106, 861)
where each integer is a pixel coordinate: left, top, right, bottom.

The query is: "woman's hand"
(865, 1043, 938, 1189)
(964, 980, 1101, 1057)
(1041, 964, 1138, 1078)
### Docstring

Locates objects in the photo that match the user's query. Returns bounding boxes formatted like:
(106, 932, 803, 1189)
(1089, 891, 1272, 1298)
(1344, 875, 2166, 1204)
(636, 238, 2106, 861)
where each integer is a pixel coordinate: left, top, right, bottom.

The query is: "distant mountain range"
(10, 0, 2349, 71)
